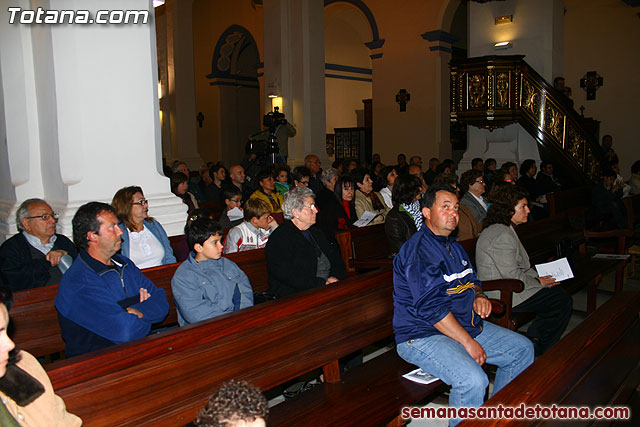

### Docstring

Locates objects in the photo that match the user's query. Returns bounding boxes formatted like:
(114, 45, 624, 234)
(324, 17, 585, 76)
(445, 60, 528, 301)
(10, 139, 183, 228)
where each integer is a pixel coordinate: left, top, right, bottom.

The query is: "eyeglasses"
(229, 198, 242, 203)
(27, 213, 59, 221)
(303, 203, 317, 211)
(132, 199, 149, 206)
(475, 179, 485, 184)
(177, 168, 189, 173)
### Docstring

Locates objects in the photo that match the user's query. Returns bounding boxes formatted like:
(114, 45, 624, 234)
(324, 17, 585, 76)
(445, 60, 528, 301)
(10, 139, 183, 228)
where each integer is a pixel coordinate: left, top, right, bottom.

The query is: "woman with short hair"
(384, 174, 423, 257)
(475, 184, 572, 356)
(290, 166, 311, 190)
(317, 174, 358, 242)
(354, 169, 388, 225)
(170, 172, 199, 215)
(316, 167, 340, 212)
(112, 186, 176, 268)
(265, 187, 346, 298)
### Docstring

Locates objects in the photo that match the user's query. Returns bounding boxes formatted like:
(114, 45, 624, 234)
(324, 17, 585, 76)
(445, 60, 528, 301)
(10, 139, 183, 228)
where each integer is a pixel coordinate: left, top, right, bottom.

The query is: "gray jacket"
(475, 223, 542, 306)
(460, 191, 488, 224)
(171, 253, 253, 326)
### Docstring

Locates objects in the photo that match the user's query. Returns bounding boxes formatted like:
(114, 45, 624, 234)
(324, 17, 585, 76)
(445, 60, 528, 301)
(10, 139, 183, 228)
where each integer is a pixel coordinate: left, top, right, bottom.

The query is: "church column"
(263, 0, 326, 166)
(158, 0, 201, 169)
(0, 0, 186, 240)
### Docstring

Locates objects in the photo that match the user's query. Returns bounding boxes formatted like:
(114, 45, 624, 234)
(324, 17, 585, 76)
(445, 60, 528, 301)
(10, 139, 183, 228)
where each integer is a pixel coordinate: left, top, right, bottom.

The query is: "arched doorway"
(206, 25, 261, 164)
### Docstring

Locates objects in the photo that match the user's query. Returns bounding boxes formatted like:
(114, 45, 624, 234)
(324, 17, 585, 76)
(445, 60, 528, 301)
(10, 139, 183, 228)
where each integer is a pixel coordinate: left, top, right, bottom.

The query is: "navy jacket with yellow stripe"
(393, 226, 483, 344)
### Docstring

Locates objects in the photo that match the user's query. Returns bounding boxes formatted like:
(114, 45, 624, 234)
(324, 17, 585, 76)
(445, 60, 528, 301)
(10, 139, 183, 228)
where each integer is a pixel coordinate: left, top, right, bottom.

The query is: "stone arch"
(324, 0, 384, 49)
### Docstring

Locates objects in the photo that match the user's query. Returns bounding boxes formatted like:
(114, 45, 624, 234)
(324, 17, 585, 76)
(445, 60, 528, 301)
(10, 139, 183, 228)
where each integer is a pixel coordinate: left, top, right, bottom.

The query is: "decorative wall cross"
(580, 71, 603, 101)
(396, 89, 411, 112)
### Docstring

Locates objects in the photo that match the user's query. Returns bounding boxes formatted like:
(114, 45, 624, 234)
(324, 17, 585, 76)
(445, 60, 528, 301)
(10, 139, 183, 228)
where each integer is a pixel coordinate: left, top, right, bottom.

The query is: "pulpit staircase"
(450, 55, 607, 186)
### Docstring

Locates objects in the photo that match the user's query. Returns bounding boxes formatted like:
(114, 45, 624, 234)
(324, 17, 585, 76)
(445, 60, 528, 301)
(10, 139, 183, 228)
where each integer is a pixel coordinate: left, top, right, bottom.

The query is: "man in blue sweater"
(55, 202, 169, 357)
(393, 184, 533, 426)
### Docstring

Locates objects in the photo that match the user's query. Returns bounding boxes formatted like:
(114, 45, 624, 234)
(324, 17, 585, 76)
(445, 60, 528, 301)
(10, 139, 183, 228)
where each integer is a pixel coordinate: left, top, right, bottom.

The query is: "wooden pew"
(459, 291, 640, 426)
(44, 269, 450, 426)
(546, 185, 591, 217)
(514, 213, 585, 262)
(335, 212, 585, 274)
(335, 223, 391, 271)
(9, 248, 268, 359)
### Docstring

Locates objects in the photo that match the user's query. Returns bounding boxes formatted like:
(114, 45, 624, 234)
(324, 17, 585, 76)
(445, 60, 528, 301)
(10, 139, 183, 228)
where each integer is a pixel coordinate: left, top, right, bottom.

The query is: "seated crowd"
(0, 149, 636, 425)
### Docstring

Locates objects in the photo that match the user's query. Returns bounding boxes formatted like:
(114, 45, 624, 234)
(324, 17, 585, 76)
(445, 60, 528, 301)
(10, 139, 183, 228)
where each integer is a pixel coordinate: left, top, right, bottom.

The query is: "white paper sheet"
(353, 211, 379, 227)
(227, 207, 244, 221)
(534, 257, 574, 282)
(402, 368, 440, 385)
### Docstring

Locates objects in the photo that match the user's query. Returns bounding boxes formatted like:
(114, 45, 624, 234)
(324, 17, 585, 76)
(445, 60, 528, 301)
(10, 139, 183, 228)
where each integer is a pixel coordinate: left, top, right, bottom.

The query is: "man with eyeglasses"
(304, 154, 323, 194)
(0, 198, 77, 292)
(459, 169, 489, 224)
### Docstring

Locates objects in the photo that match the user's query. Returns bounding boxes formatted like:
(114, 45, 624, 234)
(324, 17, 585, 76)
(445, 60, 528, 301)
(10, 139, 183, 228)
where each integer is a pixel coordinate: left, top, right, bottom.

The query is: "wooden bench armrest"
(481, 278, 524, 293)
(489, 299, 505, 316)
(481, 279, 523, 330)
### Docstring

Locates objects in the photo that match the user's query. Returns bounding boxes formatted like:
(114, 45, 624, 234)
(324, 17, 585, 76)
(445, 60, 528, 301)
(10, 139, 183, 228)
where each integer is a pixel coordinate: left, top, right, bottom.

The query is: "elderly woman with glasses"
(112, 186, 176, 268)
(265, 187, 346, 298)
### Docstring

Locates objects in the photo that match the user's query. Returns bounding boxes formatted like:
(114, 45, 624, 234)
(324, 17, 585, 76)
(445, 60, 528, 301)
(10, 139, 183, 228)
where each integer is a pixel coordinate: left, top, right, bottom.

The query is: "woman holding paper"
(354, 170, 388, 226)
(475, 184, 572, 356)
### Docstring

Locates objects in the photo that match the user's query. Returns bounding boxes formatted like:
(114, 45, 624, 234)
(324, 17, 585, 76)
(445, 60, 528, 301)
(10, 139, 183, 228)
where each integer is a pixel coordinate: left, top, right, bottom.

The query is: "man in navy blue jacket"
(393, 184, 533, 426)
(55, 202, 169, 357)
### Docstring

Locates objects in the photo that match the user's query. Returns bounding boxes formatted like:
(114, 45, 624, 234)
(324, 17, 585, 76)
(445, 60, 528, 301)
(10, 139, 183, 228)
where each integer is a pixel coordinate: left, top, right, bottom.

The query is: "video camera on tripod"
(247, 107, 288, 165)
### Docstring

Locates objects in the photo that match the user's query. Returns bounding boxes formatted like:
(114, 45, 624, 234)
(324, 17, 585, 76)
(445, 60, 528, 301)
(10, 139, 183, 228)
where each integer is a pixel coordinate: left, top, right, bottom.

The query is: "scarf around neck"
(401, 200, 423, 231)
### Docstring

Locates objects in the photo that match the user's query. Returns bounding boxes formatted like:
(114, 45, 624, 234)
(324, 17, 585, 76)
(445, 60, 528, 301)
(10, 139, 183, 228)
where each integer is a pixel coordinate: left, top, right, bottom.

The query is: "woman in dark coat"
(316, 174, 358, 243)
(265, 187, 346, 298)
(384, 174, 423, 257)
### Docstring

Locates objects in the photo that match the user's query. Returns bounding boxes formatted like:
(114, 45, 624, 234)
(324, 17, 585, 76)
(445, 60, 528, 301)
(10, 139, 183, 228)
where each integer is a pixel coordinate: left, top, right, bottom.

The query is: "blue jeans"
(397, 322, 534, 426)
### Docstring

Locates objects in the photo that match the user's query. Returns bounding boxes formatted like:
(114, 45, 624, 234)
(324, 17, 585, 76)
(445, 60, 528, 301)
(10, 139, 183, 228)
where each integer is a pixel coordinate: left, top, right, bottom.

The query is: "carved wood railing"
(450, 55, 606, 184)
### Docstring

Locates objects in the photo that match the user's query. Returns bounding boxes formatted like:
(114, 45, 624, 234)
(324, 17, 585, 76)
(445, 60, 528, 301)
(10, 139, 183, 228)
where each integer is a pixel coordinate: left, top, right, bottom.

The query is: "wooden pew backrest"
(10, 248, 268, 358)
(46, 269, 395, 426)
